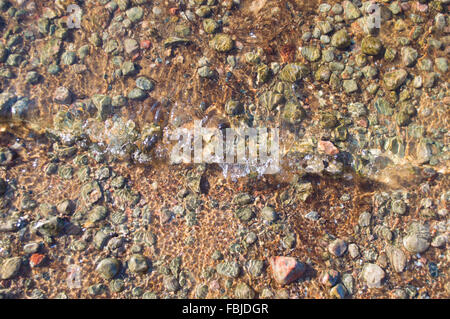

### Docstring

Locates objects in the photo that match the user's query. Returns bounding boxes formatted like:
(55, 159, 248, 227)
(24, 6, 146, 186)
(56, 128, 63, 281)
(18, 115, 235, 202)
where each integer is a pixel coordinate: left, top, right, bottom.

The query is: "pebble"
(216, 261, 240, 278)
(261, 206, 278, 222)
(29, 253, 45, 268)
(401, 47, 419, 67)
(362, 263, 385, 288)
(348, 243, 360, 259)
(403, 223, 430, 254)
(126, 6, 144, 23)
(331, 29, 351, 49)
(163, 276, 180, 292)
(361, 36, 383, 56)
(269, 256, 305, 285)
(53, 86, 72, 104)
(383, 69, 408, 90)
(128, 254, 148, 273)
(386, 246, 406, 273)
(96, 258, 121, 279)
(330, 283, 347, 299)
(431, 234, 447, 248)
(234, 282, 255, 299)
(135, 77, 155, 91)
(124, 38, 139, 55)
(328, 239, 348, 257)
(0, 257, 21, 279)
(318, 140, 339, 155)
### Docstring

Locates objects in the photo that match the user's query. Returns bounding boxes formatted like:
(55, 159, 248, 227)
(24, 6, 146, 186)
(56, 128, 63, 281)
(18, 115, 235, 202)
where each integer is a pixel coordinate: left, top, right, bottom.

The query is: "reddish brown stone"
(30, 254, 45, 268)
(269, 256, 305, 285)
(318, 140, 339, 155)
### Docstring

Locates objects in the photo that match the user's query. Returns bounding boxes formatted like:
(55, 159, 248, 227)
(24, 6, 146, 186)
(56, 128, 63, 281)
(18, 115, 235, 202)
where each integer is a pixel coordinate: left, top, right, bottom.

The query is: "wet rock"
(423, 72, 437, 88)
(198, 65, 214, 78)
(401, 47, 418, 67)
(195, 284, 208, 298)
(342, 273, 354, 295)
(203, 18, 219, 34)
(225, 99, 243, 115)
(259, 91, 284, 111)
(124, 38, 139, 55)
(109, 279, 125, 293)
(330, 283, 347, 299)
(362, 263, 385, 288)
(383, 69, 408, 90)
(0, 92, 17, 117)
(0, 43, 8, 63)
(40, 38, 62, 65)
(0, 178, 7, 195)
(246, 260, 264, 277)
(11, 98, 32, 120)
(318, 140, 339, 155)
(87, 284, 107, 296)
(0, 257, 22, 279)
(328, 239, 347, 257)
(301, 46, 321, 62)
(358, 211, 371, 227)
(216, 261, 240, 278)
(315, 65, 331, 82)
(374, 97, 394, 116)
(386, 246, 406, 273)
(431, 234, 447, 248)
(0, 147, 15, 166)
(23, 242, 42, 254)
(25, 71, 40, 84)
(403, 223, 430, 254)
(269, 256, 305, 285)
(53, 86, 72, 105)
(81, 181, 103, 206)
(235, 207, 254, 222)
(391, 200, 407, 215)
(94, 230, 112, 250)
(279, 63, 309, 82)
(361, 36, 383, 56)
(331, 29, 351, 49)
(121, 60, 136, 76)
(282, 102, 306, 125)
(35, 217, 64, 237)
(61, 51, 77, 65)
(195, 5, 211, 18)
(435, 57, 448, 73)
(320, 269, 340, 287)
(343, 79, 358, 93)
(96, 258, 121, 279)
(128, 254, 148, 273)
(256, 63, 270, 84)
(163, 37, 190, 48)
(128, 88, 147, 100)
(233, 193, 253, 206)
(57, 199, 75, 215)
(261, 206, 278, 222)
(343, 1, 361, 20)
(209, 34, 234, 52)
(126, 6, 144, 22)
(163, 276, 180, 292)
(234, 282, 255, 299)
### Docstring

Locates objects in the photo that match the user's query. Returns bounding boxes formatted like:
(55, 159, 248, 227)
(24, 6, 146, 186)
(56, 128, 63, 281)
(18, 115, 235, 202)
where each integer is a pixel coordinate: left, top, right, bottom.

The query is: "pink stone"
(318, 140, 339, 155)
(269, 256, 305, 285)
(416, 2, 428, 12)
(400, 3, 410, 11)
